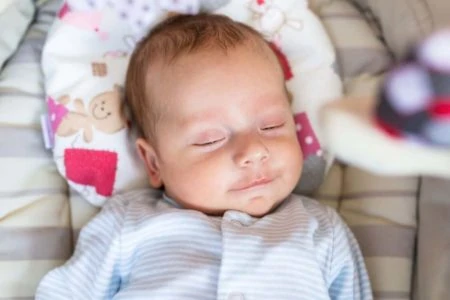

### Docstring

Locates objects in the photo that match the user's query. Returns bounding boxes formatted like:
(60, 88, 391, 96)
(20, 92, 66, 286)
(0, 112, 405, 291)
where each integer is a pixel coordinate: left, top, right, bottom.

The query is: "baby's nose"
(233, 134, 270, 167)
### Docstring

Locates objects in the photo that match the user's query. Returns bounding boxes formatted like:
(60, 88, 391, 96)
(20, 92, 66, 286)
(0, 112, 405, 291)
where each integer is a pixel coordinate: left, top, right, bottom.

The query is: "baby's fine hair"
(125, 13, 269, 143)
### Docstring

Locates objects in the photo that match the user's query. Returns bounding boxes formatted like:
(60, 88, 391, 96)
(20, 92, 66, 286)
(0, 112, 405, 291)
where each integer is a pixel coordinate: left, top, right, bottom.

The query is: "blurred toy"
(376, 29, 450, 147)
(320, 28, 450, 178)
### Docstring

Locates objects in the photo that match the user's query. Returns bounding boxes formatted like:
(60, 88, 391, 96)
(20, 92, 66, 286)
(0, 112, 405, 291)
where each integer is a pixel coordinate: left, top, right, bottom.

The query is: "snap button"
(228, 292, 245, 300)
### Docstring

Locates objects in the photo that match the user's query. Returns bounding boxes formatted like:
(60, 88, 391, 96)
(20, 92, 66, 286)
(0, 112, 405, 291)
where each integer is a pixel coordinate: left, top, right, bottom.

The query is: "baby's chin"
(170, 190, 289, 217)
(235, 195, 285, 217)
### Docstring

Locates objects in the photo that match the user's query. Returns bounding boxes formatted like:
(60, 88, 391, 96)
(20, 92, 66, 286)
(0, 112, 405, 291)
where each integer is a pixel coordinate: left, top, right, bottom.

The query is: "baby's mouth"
(231, 177, 274, 192)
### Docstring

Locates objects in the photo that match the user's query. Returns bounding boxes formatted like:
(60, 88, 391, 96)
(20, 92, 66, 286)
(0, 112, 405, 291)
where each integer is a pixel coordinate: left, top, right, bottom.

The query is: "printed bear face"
(89, 85, 126, 133)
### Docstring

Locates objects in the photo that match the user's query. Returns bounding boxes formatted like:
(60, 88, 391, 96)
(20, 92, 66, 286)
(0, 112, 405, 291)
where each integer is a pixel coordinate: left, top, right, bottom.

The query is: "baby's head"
(126, 13, 302, 217)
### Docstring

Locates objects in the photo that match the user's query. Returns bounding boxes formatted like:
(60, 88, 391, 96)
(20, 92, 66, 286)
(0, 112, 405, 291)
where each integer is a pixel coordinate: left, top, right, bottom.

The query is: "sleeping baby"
(36, 13, 372, 299)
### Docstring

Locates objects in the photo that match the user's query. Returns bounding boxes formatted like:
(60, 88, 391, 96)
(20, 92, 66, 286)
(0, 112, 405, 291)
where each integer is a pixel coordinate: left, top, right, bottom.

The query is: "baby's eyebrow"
(178, 111, 222, 128)
(175, 120, 213, 138)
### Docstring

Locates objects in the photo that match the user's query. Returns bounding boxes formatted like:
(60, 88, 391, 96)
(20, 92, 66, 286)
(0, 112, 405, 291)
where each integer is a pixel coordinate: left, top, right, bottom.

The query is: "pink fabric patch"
(59, 4, 107, 39)
(294, 112, 322, 158)
(47, 96, 69, 137)
(64, 149, 118, 197)
(58, 2, 70, 19)
(61, 11, 103, 30)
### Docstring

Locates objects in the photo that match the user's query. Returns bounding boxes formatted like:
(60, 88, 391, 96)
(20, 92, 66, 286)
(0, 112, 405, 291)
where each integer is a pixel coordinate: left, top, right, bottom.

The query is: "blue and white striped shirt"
(36, 190, 372, 299)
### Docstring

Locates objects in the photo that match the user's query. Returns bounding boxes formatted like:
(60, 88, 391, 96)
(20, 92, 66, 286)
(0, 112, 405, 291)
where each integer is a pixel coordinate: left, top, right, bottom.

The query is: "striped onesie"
(36, 189, 372, 299)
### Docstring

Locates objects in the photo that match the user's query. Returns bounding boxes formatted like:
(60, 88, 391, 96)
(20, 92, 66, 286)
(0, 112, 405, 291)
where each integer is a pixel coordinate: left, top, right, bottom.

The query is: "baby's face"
(141, 46, 303, 217)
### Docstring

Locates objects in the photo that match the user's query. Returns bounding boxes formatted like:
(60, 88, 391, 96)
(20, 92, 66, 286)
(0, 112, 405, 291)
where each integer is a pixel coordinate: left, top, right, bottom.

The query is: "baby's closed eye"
(261, 122, 285, 131)
(194, 137, 225, 146)
(192, 130, 227, 147)
(259, 114, 290, 135)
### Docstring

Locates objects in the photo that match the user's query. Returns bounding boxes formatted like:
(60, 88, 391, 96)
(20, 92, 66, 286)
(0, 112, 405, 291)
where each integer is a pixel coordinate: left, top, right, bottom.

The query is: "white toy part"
(248, 0, 305, 39)
(321, 96, 450, 178)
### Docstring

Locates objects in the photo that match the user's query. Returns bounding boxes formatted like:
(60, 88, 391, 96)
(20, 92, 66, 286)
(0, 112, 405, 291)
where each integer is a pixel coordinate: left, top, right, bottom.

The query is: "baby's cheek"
(279, 139, 303, 177)
(195, 158, 229, 189)
(167, 163, 224, 207)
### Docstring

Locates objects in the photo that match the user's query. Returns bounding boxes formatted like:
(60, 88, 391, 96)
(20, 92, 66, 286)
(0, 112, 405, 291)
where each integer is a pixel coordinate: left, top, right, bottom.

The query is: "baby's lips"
(231, 176, 273, 192)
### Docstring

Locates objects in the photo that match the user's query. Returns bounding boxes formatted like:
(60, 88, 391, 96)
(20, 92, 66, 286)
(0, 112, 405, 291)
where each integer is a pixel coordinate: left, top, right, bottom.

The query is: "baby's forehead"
(144, 42, 286, 114)
(149, 41, 280, 79)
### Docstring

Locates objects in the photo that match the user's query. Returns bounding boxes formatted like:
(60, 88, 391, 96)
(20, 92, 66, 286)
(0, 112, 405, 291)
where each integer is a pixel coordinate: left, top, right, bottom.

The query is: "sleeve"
(35, 198, 128, 300)
(327, 208, 373, 300)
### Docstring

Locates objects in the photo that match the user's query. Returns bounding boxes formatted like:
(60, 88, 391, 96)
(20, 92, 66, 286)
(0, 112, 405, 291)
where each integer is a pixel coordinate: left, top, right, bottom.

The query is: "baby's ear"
(136, 138, 163, 188)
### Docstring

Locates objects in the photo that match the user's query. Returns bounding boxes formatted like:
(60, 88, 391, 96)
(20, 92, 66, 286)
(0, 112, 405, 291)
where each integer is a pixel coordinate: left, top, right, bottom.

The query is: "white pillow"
(42, 0, 342, 206)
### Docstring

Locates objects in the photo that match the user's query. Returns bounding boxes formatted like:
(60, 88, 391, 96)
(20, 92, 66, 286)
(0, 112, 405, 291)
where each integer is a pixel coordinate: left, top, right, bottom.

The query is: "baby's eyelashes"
(259, 121, 288, 136)
(193, 137, 226, 147)
(260, 122, 285, 131)
(191, 129, 228, 148)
